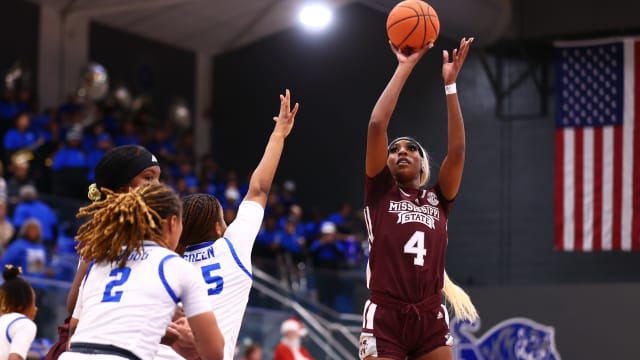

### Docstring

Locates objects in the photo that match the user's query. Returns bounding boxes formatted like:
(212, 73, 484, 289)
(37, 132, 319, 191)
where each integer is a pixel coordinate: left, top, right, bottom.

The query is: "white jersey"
(0, 312, 36, 360)
(68, 241, 211, 360)
(154, 345, 184, 360)
(182, 200, 264, 360)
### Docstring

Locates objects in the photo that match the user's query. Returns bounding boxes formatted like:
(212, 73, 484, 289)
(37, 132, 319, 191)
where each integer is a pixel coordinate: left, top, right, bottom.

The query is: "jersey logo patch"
(427, 191, 440, 206)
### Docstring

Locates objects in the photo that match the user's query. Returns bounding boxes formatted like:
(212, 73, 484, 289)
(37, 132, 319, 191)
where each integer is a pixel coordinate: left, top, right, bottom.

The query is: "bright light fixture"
(299, 3, 332, 30)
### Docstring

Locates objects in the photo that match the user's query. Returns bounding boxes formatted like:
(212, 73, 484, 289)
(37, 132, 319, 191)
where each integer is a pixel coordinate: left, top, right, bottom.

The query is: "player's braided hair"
(0, 265, 34, 314)
(76, 183, 182, 267)
(178, 194, 223, 253)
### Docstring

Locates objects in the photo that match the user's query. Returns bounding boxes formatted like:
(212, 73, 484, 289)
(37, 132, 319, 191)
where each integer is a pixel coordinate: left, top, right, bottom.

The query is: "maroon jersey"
(363, 166, 452, 303)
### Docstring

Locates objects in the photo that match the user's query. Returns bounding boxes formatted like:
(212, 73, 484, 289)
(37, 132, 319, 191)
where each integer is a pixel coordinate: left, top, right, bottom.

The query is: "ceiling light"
(299, 3, 332, 30)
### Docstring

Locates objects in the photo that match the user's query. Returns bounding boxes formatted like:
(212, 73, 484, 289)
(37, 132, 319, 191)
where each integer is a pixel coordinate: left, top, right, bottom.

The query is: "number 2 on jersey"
(101, 267, 132, 302)
(404, 231, 427, 266)
(201, 263, 224, 295)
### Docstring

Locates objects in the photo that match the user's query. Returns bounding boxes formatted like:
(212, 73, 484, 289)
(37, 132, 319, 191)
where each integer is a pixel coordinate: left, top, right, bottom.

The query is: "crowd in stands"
(0, 87, 368, 313)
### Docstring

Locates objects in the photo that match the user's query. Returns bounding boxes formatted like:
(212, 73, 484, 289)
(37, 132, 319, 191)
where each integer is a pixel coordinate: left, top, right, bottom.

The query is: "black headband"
(95, 145, 159, 192)
(388, 137, 425, 158)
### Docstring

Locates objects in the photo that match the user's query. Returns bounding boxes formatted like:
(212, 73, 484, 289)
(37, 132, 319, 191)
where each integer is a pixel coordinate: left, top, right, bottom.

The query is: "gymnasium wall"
(465, 282, 640, 359)
(212, 2, 640, 286)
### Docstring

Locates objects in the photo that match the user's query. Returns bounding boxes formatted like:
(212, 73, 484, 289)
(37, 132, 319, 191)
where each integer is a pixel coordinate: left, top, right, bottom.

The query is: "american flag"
(555, 38, 640, 251)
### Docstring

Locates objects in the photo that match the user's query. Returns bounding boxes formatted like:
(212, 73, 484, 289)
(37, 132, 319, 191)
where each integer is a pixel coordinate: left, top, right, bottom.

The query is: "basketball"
(386, 0, 440, 53)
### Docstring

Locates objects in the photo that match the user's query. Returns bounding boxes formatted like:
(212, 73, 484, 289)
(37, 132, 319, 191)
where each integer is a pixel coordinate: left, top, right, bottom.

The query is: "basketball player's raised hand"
(390, 41, 433, 66)
(272, 89, 299, 138)
(442, 37, 474, 85)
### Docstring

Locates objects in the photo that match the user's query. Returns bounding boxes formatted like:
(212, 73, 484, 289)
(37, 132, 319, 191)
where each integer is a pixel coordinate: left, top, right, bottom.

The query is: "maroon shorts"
(359, 293, 453, 360)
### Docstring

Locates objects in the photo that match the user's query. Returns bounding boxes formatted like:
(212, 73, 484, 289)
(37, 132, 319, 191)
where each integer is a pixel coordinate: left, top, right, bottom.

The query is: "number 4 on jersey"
(404, 231, 427, 266)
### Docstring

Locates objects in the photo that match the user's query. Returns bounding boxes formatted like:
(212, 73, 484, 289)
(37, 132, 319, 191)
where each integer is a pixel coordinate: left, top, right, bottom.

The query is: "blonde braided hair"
(75, 183, 182, 267)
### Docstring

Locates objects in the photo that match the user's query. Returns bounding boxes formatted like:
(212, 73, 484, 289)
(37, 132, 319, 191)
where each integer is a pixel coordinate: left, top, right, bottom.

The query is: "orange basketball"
(386, 0, 440, 53)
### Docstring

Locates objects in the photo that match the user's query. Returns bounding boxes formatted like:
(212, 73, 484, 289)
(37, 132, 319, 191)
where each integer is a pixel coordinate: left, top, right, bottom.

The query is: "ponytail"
(442, 270, 478, 322)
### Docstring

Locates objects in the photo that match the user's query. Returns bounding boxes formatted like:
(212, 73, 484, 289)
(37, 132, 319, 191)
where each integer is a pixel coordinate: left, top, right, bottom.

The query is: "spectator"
(87, 133, 114, 183)
(147, 125, 176, 164)
(198, 154, 221, 186)
(82, 122, 108, 152)
(278, 204, 304, 234)
(303, 208, 323, 241)
(0, 219, 51, 278)
(309, 221, 344, 309)
(3, 112, 41, 157)
(280, 180, 297, 210)
(0, 161, 6, 198)
(0, 199, 15, 255)
(255, 215, 281, 258)
(12, 185, 58, 246)
(273, 318, 314, 360)
(327, 202, 354, 234)
(279, 217, 307, 263)
(51, 126, 89, 198)
(309, 222, 344, 269)
(241, 343, 263, 360)
(279, 218, 307, 292)
(177, 161, 198, 192)
(5, 157, 34, 208)
(114, 120, 139, 146)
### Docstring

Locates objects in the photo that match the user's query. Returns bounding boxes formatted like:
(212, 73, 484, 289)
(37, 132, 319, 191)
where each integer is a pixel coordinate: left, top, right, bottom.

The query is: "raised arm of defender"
(244, 89, 299, 207)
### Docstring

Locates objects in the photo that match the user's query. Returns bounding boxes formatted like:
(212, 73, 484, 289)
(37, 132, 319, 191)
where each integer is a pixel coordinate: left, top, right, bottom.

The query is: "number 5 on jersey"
(404, 231, 427, 266)
(201, 263, 224, 295)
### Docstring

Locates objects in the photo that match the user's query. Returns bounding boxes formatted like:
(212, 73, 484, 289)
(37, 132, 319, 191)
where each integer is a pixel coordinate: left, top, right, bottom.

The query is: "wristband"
(445, 83, 457, 95)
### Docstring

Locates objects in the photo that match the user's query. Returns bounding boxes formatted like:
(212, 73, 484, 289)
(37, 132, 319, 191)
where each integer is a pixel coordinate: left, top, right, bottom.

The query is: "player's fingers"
(442, 50, 449, 64)
(389, 40, 399, 53)
(290, 103, 300, 119)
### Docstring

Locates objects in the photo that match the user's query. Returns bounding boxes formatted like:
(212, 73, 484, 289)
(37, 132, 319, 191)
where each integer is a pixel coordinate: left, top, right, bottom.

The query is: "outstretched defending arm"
(243, 89, 299, 208)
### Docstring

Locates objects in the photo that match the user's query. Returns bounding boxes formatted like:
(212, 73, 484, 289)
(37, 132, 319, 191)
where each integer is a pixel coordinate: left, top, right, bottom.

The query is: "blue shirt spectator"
(86, 133, 113, 182)
(309, 222, 346, 268)
(279, 220, 306, 255)
(13, 185, 58, 244)
(51, 128, 88, 170)
(0, 219, 50, 278)
(3, 112, 39, 151)
(255, 216, 281, 254)
(327, 202, 354, 233)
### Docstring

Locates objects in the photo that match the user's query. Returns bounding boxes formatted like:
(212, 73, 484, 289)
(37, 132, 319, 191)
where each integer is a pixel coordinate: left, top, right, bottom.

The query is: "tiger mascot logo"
(452, 317, 561, 360)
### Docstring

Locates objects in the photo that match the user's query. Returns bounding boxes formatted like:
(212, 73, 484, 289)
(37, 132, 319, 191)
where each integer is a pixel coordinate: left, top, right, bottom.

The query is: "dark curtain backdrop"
(0, 0, 39, 97)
